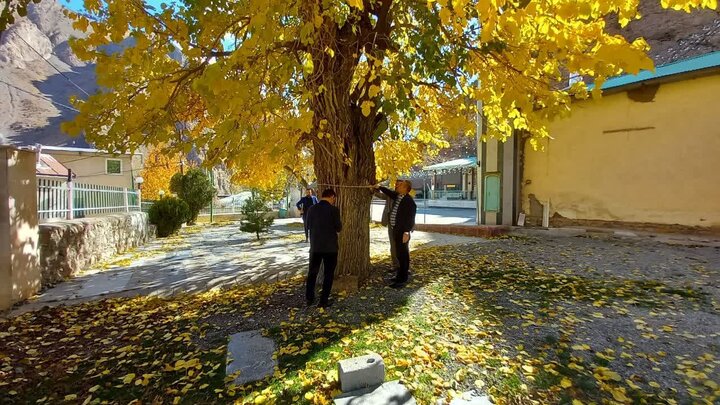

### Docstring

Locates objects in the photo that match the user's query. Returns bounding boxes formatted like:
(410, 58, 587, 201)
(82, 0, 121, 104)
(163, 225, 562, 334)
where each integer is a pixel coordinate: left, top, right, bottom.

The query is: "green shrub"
(239, 194, 274, 240)
(148, 197, 190, 237)
(169, 168, 215, 224)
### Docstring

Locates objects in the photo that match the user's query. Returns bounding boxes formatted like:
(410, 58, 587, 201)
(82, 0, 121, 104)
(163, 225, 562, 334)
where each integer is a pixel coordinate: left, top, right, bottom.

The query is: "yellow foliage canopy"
(140, 146, 183, 200)
(62, 0, 717, 185)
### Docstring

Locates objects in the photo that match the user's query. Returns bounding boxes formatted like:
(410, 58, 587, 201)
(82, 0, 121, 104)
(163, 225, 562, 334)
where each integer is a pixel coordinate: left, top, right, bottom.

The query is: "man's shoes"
(389, 281, 407, 289)
(318, 299, 334, 308)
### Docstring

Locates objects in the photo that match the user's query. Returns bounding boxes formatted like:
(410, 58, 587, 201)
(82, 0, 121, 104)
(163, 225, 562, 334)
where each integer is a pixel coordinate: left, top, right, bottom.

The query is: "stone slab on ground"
(225, 330, 277, 386)
(74, 270, 134, 298)
(334, 380, 416, 405)
(449, 391, 493, 405)
(338, 352, 385, 392)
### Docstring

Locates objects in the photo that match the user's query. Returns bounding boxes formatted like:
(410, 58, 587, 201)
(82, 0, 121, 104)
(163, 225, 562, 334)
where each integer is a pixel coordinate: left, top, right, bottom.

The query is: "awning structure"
(36, 153, 72, 178)
(422, 156, 477, 172)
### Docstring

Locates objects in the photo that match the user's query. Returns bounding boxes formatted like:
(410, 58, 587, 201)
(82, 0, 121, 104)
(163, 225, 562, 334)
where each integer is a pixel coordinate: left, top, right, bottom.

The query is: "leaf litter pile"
(1, 234, 719, 404)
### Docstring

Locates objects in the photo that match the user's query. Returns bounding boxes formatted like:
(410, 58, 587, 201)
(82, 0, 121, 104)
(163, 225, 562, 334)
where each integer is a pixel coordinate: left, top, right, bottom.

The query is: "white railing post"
(137, 189, 142, 210)
(66, 180, 74, 220)
(123, 188, 130, 212)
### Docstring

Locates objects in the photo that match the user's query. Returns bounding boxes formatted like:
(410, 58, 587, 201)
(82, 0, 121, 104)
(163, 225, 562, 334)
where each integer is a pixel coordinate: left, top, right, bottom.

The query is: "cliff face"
(608, 0, 720, 65)
(0, 0, 94, 147)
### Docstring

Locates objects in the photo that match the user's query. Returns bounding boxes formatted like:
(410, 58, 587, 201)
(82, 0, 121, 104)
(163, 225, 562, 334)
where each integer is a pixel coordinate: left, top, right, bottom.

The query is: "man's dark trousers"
(302, 213, 310, 240)
(306, 252, 337, 305)
(392, 231, 410, 283)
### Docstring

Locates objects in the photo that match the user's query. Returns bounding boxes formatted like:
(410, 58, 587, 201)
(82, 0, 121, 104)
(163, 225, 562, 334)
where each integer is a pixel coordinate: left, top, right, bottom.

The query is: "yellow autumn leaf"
(121, 373, 136, 384)
(305, 392, 314, 400)
(346, 0, 363, 10)
(361, 100, 375, 117)
(368, 85, 381, 99)
(254, 394, 267, 404)
(560, 377, 572, 388)
(64, 394, 78, 401)
(611, 388, 630, 402)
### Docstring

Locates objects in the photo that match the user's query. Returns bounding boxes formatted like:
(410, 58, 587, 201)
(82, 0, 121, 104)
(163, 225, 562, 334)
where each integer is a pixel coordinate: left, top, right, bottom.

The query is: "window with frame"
(106, 159, 122, 175)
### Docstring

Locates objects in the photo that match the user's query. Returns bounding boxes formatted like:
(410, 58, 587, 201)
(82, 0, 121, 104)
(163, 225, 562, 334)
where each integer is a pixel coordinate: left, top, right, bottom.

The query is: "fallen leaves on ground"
(0, 235, 718, 404)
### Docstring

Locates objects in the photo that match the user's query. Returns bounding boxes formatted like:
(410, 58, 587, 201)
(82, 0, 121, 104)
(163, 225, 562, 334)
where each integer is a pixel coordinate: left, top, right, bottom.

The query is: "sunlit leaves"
(58, 0, 720, 188)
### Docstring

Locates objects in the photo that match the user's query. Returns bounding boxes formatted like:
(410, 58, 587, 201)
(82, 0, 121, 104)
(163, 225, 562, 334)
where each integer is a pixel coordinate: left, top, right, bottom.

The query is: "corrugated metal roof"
(423, 156, 477, 171)
(597, 50, 720, 91)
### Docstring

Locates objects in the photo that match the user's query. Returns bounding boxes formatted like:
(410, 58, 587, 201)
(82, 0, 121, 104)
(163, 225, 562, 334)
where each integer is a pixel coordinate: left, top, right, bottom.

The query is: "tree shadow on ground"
(2, 234, 718, 404)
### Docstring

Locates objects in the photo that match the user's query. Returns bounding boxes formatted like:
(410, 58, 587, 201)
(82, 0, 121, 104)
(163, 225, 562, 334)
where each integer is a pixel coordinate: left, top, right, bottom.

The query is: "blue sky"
(62, 0, 170, 13)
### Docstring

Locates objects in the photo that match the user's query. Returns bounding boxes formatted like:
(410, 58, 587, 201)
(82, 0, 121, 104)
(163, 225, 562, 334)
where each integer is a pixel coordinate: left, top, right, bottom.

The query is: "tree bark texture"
(303, 3, 391, 289)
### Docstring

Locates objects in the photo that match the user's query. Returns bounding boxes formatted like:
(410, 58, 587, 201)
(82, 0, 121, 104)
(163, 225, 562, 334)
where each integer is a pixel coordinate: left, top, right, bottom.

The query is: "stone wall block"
(38, 212, 151, 287)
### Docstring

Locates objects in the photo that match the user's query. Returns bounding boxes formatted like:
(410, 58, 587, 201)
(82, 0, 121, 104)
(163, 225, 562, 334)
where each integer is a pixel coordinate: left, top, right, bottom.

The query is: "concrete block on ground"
(334, 380, 415, 405)
(225, 330, 277, 386)
(338, 352, 385, 393)
(449, 391, 493, 405)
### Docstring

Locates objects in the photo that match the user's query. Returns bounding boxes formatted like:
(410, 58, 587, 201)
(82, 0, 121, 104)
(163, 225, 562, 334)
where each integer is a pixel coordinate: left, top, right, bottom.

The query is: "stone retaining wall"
(39, 212, 151, 285)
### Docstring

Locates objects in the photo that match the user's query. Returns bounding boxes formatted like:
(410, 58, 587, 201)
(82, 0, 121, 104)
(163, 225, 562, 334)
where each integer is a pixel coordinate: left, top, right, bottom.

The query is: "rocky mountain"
(0, 0, 96, 147)
(608, 1, 720, 65)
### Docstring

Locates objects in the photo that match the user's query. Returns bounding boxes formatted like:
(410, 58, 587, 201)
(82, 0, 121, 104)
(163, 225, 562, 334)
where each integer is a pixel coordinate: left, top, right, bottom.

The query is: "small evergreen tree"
(169, 168, 215, 225)
(239, 193, 274, 240)
(148, 197, 190, 237)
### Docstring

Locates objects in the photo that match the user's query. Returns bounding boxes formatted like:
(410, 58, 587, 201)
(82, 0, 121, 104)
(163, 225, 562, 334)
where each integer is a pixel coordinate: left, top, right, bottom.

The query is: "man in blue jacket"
(375, 180, 417, 288)
(305, 189, 342, 307)
(296, 188, 318, 242)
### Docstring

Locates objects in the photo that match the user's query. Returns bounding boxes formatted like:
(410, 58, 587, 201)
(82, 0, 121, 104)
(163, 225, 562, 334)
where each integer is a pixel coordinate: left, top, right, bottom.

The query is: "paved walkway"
(12, 219, 477, 315)
(371, 202, 476, 225)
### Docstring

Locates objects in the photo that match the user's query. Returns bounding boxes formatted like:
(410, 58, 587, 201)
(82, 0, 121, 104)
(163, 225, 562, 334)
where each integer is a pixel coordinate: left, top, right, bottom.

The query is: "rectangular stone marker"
(338, 352, 385, 393)
(334, 380, 415, 405)
(226, 330, 277, 386)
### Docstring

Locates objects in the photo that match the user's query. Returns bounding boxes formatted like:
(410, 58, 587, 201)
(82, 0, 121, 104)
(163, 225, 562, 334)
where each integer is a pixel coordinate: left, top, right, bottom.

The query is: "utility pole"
(209, 169, 215, 223)
(475, 98, 483, 226)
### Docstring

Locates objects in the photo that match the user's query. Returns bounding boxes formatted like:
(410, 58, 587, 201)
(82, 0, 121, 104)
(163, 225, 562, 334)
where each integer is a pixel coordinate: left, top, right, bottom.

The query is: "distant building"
(423, 51, 720, 229)
(39, 145, 143, 189)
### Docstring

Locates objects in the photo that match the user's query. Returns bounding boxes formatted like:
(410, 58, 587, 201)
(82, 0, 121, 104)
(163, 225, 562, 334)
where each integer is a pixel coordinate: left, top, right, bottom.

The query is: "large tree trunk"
(312, 104, 376, 291)
(306, 12, 385, 290)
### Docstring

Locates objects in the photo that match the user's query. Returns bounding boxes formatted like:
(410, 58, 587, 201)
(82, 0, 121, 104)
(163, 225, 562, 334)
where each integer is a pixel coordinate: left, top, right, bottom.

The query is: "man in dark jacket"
(376, 180, 417, 288)
(296, 188, 318, 242)
(374, 179, 401, 272)
(305, 189, 342, 307)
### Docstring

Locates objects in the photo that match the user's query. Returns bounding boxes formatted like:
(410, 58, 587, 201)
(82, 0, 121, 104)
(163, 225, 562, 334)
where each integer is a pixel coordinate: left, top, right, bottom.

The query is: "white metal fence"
(37, 178, 141, 221)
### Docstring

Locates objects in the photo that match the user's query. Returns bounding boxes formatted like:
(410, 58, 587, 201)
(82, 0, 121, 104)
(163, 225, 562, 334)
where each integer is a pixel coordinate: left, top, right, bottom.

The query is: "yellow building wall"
(0, 147, 40, 309)
(50, 151, 142, 189)
(522, 74, 720, 228)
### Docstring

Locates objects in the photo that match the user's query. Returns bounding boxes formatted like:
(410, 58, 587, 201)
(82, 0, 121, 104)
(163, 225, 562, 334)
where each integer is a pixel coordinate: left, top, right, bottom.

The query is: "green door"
(484, 174, 501, 212)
